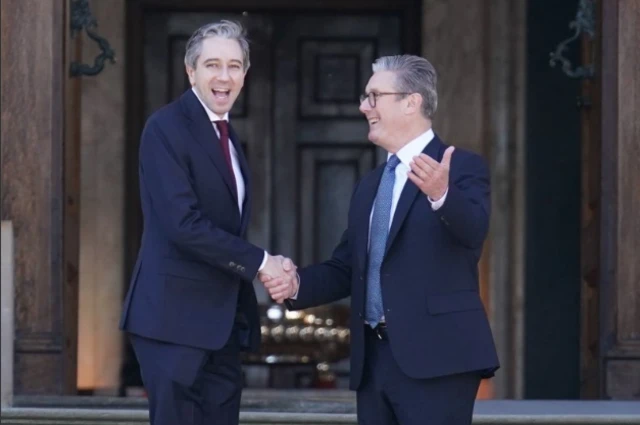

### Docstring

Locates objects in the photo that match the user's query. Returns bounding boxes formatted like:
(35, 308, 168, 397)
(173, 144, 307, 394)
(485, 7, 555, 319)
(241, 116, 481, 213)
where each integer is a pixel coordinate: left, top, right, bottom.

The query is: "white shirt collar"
(191, 87, 229, 122)
(390, 128, 435, 166)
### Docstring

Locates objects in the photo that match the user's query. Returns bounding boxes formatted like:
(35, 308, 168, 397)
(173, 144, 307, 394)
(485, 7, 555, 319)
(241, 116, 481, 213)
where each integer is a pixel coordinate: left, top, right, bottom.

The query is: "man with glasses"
(264, 54, 499, 424)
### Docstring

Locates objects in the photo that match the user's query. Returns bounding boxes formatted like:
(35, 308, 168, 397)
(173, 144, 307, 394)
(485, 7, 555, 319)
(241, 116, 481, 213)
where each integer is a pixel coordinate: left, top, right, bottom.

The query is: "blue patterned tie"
(365, 155, 401, 328)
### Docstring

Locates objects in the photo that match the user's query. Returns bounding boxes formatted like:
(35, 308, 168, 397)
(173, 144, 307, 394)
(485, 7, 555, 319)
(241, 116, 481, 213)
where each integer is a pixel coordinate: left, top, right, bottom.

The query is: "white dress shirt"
(191, 88, 269, 270)
(369, 128, 446, 241)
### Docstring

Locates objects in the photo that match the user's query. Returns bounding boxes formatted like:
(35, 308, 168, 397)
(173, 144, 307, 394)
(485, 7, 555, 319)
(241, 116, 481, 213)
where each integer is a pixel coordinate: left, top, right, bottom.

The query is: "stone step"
(3, 408, 357, 425)
(3, 405, 640, 425)
(3, 400, 640, 425)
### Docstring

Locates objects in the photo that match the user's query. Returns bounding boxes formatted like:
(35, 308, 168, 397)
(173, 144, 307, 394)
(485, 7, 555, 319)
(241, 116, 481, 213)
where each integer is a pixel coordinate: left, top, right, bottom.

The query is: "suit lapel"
(181, 91, 238, 203)
(354, 164, 385, 273)
(228, 123, 252, 234)
(385, 135, 444, 255)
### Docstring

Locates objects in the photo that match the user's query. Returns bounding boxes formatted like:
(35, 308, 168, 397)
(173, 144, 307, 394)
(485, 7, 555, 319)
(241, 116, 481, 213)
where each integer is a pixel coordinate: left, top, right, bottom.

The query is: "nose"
(218, 66, 230, 81)
(359, 98, 371, 114)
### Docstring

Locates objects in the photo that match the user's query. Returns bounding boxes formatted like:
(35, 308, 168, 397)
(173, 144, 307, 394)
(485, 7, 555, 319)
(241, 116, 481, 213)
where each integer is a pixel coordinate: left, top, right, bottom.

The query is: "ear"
(404, 93, 423, 115)
(185, 65, 196, 86)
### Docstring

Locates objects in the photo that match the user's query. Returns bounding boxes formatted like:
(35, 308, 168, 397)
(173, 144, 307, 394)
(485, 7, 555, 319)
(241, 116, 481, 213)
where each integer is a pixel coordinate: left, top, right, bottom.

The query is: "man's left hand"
(408, 146, 454, 202)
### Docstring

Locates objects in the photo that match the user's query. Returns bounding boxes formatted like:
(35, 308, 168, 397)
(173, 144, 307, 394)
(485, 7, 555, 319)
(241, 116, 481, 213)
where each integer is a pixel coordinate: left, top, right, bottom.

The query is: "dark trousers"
(357, 326, 481, 425)
(130, 329, 243, 425)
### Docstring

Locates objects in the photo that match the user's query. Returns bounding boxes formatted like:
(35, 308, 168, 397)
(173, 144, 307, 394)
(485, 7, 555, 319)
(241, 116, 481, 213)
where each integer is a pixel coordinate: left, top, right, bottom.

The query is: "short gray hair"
(372, 55, 438, 118)
(184, 20, 250, 71)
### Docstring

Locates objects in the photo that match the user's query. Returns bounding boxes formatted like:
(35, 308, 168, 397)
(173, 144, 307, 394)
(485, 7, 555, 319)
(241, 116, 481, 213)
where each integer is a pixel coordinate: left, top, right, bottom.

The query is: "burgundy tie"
(214, 120, 237, 197)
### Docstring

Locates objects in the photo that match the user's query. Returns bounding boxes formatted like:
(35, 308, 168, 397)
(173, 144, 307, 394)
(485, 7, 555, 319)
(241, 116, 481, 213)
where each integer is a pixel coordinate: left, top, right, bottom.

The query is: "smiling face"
(186, 36, 246, 115)
(359, 70, 409, 150)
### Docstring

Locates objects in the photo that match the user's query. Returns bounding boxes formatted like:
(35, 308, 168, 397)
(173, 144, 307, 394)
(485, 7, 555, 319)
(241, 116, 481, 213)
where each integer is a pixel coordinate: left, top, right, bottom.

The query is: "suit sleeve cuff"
(258, 251, 269, 272)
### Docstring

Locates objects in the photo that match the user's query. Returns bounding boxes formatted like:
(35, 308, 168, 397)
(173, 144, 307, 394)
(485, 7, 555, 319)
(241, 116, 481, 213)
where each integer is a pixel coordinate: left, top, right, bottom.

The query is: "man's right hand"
(258, 255, 298, 303)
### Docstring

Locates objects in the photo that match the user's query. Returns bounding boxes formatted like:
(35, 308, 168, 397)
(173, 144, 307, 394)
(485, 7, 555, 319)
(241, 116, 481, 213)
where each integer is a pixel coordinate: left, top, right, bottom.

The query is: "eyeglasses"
(359, 92, 411, 108)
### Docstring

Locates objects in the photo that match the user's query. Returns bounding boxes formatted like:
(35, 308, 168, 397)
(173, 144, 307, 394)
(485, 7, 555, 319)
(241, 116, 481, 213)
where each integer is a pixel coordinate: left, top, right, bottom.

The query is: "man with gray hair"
(120, 20, 295, 425)
(264, 54, 499, 424)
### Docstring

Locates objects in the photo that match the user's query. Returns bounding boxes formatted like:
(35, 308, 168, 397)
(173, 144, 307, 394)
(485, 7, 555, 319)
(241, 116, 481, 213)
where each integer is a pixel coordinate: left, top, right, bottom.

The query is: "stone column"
(1, 221, 14, 406)
(76, 0, 127, 393)
(0, 0, 74, 394)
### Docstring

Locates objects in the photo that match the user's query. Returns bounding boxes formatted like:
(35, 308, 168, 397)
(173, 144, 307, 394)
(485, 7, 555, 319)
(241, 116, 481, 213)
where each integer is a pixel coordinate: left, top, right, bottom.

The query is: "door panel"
(299, 145, 376, 265)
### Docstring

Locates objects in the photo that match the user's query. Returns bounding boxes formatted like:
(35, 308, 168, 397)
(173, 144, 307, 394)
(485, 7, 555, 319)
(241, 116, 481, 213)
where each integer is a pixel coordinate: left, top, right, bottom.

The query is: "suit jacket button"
(229, 261, 236, 267)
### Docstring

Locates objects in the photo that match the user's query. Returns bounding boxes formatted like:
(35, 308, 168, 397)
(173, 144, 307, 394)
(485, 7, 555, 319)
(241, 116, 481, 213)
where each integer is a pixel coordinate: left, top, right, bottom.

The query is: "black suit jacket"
(288, 135, 499, 390)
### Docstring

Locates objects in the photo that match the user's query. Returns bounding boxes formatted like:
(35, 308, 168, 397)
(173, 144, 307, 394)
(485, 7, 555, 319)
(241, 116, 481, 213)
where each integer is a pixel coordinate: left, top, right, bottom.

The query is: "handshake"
(257, 254, 299, 304)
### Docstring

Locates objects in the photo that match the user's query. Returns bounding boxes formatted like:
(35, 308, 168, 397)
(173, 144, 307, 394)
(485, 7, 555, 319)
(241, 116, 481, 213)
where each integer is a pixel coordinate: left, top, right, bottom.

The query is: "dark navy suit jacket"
(120, 89, 264, 386)
(288, 135, 499, 391)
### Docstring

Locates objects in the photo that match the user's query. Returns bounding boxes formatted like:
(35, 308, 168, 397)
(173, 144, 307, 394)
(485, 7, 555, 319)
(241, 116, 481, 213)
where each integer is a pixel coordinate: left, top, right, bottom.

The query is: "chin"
(208, 104, 230, 115)
(214, 107, 231, 115)
(212, 99, 237, 116)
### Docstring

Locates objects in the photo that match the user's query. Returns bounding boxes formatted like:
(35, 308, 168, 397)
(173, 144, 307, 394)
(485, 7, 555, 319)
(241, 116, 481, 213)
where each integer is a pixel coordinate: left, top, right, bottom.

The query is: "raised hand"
(408, 145, 454, 201)
(258, 255, 298, 304)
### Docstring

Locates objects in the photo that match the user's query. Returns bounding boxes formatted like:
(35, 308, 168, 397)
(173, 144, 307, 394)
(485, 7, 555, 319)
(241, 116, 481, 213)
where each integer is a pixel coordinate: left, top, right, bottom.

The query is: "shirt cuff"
(258, 251, 269, 271)
(288, 273, 300, 300)
(428, 188, 448, 210)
